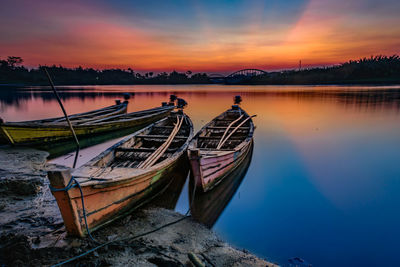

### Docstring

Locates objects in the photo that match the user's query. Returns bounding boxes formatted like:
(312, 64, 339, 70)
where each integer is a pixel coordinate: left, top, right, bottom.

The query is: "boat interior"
(94, 113, 192, 169)
(76, 105, 173, 126)
(196, 108, 251, 150)
(50, 103, 127, 123)
(11, 103, 127, 125)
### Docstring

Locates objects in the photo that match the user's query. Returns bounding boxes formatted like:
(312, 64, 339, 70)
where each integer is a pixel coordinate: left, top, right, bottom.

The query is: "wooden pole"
(146, 116, 183, 167)
(216, 114, 243, 149)
(43, 67, 80, 168)
(217, 115, 256, 149)
(141, 116, 182, 168)
(139, 115, 183, 168)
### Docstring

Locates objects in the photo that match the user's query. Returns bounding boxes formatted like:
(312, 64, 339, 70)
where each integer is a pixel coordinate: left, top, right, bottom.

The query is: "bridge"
(209, 69, 268, 84)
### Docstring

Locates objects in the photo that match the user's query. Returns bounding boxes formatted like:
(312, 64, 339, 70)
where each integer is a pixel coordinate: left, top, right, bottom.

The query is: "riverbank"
(1, 80, 400, 87)
(0, 147, 276, 266)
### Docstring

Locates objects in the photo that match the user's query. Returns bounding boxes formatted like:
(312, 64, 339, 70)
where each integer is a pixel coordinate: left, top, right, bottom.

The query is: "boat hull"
(1, 107, 171, 145)
(189, 143, 253, 227)
(189, 139, 253, 192)
(48, 153, 186, 237)
(48, 112, 193, 237)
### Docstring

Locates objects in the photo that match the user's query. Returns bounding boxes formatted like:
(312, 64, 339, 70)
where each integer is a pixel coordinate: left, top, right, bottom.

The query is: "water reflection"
(189, 143, 254, 228)
(146, 156, 189, 210)
(1, 85, 400, 266)
(0, 87, 130, 108)
(1, 86, 400, 113)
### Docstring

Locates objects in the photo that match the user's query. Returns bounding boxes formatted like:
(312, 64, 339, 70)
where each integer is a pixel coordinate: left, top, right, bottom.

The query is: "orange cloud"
(1, 0, 399, 72)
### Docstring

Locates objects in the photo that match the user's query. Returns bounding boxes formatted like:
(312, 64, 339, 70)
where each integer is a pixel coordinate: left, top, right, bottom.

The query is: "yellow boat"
(0, 101, 174, 145)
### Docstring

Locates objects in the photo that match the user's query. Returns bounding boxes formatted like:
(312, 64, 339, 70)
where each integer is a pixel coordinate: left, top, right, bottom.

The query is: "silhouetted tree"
(6, 56, 23, 68)
(1, 55, 400, 85)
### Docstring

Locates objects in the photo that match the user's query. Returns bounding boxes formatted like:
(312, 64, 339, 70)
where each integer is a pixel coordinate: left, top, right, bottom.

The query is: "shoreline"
(0, 147, 277, 266)
(1, 81, 400, 87)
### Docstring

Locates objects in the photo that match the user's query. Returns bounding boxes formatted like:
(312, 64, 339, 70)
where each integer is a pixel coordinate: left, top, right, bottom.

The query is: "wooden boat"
(189, 143, 253, 227)
(0, 102, 175, 145)
(0, 101, 128, 145)
(48, 111, 193, 237)
(188, 102, 255, 192)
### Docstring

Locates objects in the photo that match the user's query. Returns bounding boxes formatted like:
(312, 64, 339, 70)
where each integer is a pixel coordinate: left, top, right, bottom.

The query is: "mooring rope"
(50, 112, 197, 266)
(50, 215, 190, 267)
(50, 171, 198, 267)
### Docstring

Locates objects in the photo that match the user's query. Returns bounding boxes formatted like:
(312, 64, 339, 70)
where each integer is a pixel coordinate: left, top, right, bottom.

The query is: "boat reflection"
(189, 143, 254, 228)
(145, 156, 189, 210)
(2, 86, 400, 113)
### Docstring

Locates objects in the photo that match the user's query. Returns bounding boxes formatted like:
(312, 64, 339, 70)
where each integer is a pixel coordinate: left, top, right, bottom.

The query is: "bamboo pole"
(44, 68, 80, 168)
(216, 115, 256, 149)
(144, 116, 183, 168)
(138, 117, 179, 168)
(216, 114, 243, 149)
(141, 116, 182, 168)
(138, 115, 183, 168)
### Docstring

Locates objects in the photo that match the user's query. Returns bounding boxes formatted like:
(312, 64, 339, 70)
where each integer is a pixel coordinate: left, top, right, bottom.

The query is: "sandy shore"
(0, 147, 277, 266)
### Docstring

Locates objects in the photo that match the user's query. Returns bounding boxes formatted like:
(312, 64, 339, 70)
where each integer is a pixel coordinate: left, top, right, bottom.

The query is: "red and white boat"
(188, 99, 255, 192)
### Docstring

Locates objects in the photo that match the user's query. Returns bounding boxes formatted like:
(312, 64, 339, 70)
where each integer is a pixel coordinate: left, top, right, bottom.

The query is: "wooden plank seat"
(115, 147, 177, 153)
(135, 134, 188, 140)
(115, 152, 173, 161)
(206, 126, 249, 130)
(214, 119, 251, 123)
(205, 130, 249, 135)
(198, 136, 247, 140)
(153, 125, 175, 129)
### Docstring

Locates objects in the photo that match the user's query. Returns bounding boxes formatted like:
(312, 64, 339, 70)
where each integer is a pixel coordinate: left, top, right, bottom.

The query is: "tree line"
(1, 55, 400, 85)
(246, 55, 400, 85)
(0, 57, 209, 85)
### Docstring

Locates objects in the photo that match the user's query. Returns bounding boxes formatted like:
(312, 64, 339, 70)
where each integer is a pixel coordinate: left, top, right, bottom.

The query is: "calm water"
(1, 85, 400, 266)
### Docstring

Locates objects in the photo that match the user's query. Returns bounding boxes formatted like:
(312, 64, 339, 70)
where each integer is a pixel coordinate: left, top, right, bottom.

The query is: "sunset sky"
(1, 0, 399, 73)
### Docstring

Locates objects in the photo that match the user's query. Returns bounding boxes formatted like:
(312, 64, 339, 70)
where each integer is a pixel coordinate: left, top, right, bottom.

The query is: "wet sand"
(0, 147, 276, 266)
